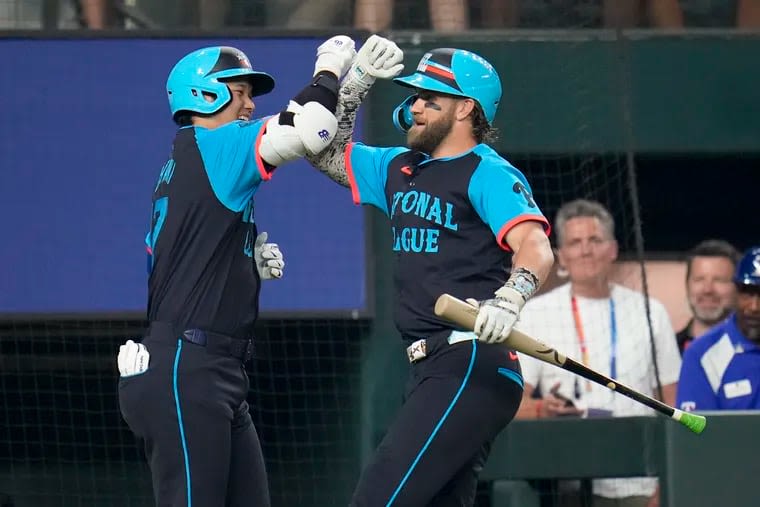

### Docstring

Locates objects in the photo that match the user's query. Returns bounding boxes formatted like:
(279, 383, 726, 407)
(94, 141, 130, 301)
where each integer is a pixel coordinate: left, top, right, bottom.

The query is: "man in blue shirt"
(677, 246, 760, 411)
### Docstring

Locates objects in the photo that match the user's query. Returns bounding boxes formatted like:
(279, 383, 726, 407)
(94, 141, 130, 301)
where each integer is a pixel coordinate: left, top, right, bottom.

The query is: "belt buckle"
(406, 339, 427, 363)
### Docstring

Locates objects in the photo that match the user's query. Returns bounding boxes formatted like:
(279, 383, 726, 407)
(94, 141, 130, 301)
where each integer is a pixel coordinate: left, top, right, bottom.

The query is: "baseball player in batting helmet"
(307, 38, 555, 506)
(117, 37, 358, 507)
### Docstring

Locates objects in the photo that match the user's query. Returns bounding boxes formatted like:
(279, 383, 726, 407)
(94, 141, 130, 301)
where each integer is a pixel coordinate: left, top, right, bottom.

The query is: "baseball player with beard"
(308, 37, 555, 506)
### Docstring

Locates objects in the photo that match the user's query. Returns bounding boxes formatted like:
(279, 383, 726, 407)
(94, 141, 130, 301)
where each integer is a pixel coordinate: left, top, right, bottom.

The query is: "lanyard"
(571, 294, 618, 391)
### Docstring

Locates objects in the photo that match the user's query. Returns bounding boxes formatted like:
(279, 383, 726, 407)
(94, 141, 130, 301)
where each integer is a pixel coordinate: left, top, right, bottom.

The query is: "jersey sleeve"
(467, 162, 550, 251)
(676, 346, 718, 411)
(195, 119, 270, 212)
(345, 142, 408, 216)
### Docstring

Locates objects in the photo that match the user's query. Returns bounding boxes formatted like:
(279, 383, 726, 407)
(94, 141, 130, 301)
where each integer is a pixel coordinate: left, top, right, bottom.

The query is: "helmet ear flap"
(392, 95, 417, 133)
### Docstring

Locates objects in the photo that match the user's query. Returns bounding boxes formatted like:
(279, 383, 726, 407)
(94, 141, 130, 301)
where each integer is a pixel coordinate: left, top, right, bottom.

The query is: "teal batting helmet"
(167, 46, 275, 123)
(392, 48, 502, 132)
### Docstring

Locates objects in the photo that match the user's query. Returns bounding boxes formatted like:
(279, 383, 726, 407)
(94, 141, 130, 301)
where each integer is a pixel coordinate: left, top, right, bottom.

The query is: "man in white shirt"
(515, 199, 682, 507)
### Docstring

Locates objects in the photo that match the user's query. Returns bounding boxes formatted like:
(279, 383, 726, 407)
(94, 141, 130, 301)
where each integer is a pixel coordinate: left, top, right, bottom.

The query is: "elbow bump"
(293, 101, 338, 155)
(258, 102, 338, 166)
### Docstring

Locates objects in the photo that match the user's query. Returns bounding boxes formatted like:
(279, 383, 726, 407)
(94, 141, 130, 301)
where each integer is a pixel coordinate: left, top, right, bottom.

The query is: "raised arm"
(258, 35, 356, 170)
(307, 35, 404, 187)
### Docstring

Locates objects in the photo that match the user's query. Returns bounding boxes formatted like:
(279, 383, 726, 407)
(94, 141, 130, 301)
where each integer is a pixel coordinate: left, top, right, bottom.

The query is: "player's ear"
(456, 98, 476, 122)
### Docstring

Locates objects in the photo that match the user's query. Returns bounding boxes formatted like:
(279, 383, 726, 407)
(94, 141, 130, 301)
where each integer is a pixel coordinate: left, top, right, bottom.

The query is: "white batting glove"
(348, 34, 404, 89)
(314, 35, 356, 79)
(117, 339, 150, 377)
(466, 287, 525, 344)
(254, 232, 284, 280)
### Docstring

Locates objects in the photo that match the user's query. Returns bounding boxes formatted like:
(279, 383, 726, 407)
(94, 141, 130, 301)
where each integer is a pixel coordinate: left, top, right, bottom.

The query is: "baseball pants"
(351, 335, 523, 506)
(118, 322, 269, 507)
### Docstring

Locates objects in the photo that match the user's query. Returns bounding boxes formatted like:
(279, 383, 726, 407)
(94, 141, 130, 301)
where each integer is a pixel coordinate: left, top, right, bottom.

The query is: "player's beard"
(407, 111, 454, 154)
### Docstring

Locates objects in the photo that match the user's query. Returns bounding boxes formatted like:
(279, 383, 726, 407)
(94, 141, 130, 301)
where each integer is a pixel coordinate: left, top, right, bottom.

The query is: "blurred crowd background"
(1, 0, 759, 31)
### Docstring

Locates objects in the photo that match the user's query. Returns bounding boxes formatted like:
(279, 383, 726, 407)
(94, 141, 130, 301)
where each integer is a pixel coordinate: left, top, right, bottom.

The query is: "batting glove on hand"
(117, 339, 149, 377)
(467, 288, 525, 344)
(349, 34, 404, 89)
(254, 232, 284, 280)
(314, 35, 356, 79)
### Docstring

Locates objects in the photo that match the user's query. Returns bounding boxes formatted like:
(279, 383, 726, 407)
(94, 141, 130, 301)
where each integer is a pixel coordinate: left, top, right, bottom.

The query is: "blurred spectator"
(469, 0, 684, 29)
(79, 0, 109, 28)
(266, 0, 351, 29)
(738, 0, 760, 27)
(515, 199, 681, 507)
(677, 246, 760, 411)
(604, 0, 684, 28)
(197, 0, 228, 30)
(354, 0, 468, 32)
(469, 0, 519, 28)
(676, 240, 740, 355)
(0, 0, 77, 28)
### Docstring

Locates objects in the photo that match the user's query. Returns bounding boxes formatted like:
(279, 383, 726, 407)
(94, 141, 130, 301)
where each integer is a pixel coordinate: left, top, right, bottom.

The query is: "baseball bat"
(434, 294, 706, 435)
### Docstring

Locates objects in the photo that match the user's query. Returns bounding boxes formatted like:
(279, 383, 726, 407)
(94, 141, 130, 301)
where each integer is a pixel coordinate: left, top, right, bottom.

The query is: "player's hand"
(117, 339, 149, 377)
(314, 35, 356, 79)
(349, 34, 404, 89)
(254, 232, 284, 280)
(466, 287, 524, 344)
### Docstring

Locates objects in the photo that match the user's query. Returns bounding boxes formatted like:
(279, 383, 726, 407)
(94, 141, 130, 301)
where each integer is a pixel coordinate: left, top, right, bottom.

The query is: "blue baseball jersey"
(677, 314, 760, 411)
(146, 119, 273, 339)
(345, 142, 549, 340)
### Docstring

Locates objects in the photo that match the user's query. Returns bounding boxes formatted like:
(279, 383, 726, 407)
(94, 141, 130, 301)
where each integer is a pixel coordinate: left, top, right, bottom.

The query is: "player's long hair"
(471, 104, 499, 145)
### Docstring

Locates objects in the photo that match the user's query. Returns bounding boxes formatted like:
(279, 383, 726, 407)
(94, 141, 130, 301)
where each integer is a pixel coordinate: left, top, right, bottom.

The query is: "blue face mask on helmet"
(166, 46, 275, 124)
(391, 48, 502, 134)
(735, 247, 760, 287)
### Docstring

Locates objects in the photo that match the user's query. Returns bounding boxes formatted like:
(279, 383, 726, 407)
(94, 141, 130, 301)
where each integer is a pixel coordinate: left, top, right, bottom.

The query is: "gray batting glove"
(254, 232, 284, 280)
(348, 34, 404, 89)
(314, 35, 357, 79)
(117, 340, 149, 377)
(467, 287, 525, 344)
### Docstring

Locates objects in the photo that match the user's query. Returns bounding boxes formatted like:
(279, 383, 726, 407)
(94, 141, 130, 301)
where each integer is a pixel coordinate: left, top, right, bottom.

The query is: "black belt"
(148, 322, 254, 362)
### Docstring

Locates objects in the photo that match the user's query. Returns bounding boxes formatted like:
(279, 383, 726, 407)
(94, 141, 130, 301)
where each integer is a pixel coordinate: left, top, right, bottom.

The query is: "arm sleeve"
(676, 347, 718, 411)
(345, 142, 408, 216)
(195, 119, 270, 212)
(467, 162, 550, 251)
(650, 300, 683, 387)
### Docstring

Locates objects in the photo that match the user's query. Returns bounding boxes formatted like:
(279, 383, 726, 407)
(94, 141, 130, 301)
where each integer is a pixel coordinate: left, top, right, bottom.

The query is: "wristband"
(500, 267, 539, 302)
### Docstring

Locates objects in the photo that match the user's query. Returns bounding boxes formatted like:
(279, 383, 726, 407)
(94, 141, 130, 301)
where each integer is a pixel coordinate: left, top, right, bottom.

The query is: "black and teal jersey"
(345, 142, 549, 340)
(145, 119, 273, 339)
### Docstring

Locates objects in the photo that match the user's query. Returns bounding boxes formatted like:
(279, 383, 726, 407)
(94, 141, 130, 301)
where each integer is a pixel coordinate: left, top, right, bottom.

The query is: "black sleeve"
(278, 71, 339, 126)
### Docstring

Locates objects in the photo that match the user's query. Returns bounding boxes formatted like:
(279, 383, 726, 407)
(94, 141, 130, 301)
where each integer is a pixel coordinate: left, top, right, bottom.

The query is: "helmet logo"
(753, 254, 760, 277)
(417, 53, 432, 72)
(237, 54, 252, 69)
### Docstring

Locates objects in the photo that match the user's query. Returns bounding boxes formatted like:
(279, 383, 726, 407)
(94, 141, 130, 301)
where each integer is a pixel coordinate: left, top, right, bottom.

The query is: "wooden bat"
(434, 294, 706, 434)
